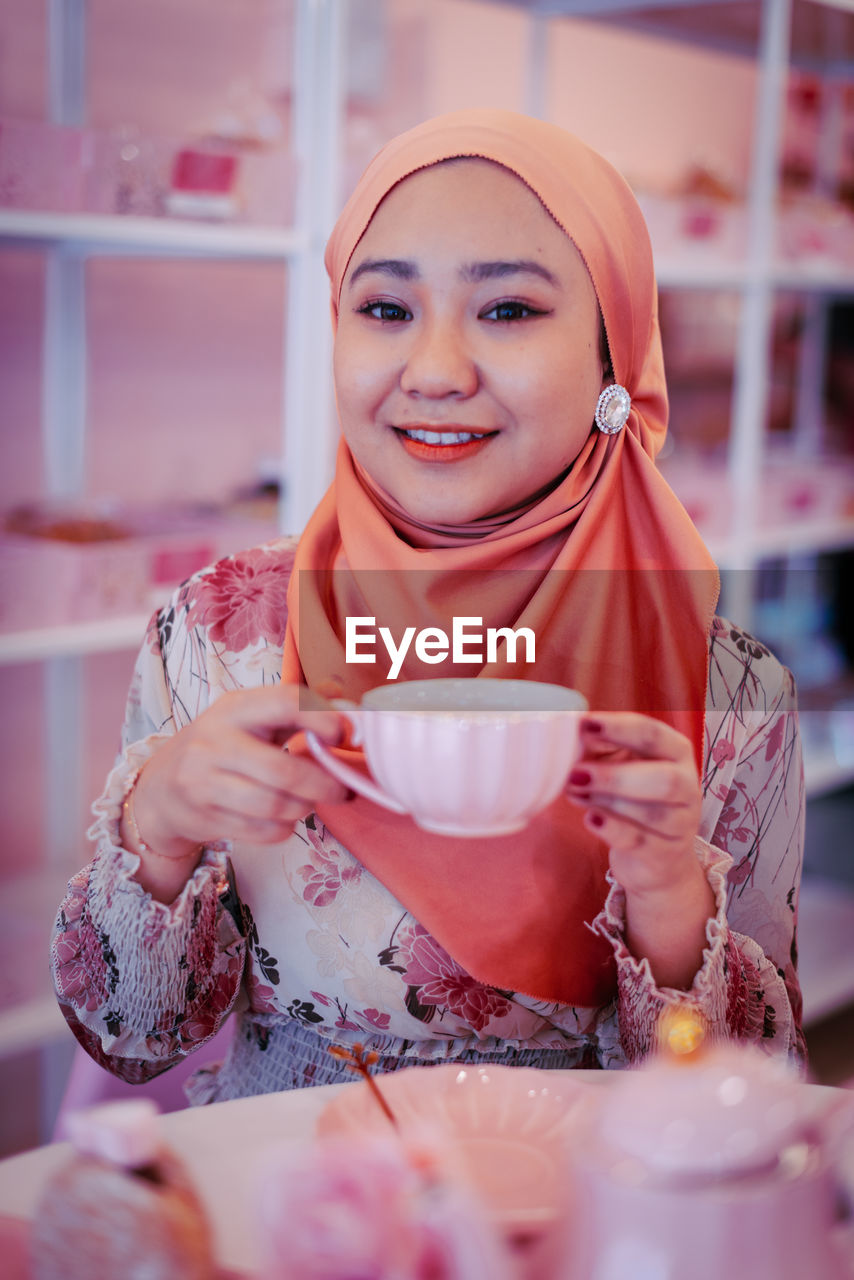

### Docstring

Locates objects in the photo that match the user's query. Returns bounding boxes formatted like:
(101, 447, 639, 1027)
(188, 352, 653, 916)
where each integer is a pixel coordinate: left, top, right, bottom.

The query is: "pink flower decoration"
(257, 1139, 423, 1279)
(361, 1008, 391, 1030)
(728, 856, 753, 886)
(334, 1014, 362, 1032)
(247, 970, 279, 1015)
(765, 715, 785, 762)
(186, 548, 290, 652)
(298, 842, 361, 908)
(711, 738, 736, 767)
(397, 925, 511, 1032)
(256, 1137, 512, 1280)
(53, 940, 102, 1013)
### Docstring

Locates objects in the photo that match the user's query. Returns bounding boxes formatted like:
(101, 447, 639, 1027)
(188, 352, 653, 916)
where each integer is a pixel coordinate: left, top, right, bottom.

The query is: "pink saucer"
(317, 1063, 589, 1231)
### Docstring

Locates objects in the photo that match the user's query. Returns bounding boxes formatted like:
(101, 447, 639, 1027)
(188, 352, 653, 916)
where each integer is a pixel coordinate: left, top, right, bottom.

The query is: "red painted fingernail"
(583, 719, 603, 733)
(569, 769, 592, 787)
(588, 811, 605, 829)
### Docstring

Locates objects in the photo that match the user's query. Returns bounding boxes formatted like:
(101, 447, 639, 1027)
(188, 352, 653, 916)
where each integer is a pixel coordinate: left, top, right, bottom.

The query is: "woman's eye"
(481, 300, 545, 323)
(357, 300, 411, 323)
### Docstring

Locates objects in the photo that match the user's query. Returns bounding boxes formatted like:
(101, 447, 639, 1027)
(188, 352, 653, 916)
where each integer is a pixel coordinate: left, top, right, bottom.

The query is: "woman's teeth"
(401, 428, 487, 445)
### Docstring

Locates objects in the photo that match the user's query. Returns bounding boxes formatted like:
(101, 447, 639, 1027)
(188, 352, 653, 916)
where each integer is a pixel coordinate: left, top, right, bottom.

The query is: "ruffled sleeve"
(50, 600, 248, 1081)
(592, 619, 806, 1070)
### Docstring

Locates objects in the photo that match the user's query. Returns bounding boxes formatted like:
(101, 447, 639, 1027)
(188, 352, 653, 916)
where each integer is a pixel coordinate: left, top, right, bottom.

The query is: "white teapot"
(561, 1014, 854, 1280)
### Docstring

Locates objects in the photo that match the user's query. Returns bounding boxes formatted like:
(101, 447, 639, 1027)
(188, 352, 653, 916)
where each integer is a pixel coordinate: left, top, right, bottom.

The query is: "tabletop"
(0, 1079, 357, 1276)
(0, 1069, 848, 1279)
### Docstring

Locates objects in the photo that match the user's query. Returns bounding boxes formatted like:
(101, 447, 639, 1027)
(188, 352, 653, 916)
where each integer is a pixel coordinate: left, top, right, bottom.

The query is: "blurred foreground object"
(564, 1031, 854, 1280)
(29, 1099, 214, 1280)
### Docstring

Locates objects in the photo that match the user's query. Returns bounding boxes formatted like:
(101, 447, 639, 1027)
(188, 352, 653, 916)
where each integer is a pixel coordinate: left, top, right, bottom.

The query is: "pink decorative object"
(306, 678, 588, 836)
(171, 149, 237, 195)
(563, 1039, 854, 1280)
(255, 1133, 512, 1280)
(165, 148, 239, 219)
(0, 504, 276, 632)
(0, 118, 86, 212)
(318, 1063, 587, 1246)
(29, 1100, 214, 1280)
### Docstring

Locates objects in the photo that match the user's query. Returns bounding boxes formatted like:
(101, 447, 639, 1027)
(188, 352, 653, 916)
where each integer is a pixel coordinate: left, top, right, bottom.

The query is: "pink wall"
(86, 257, 286, 505)
(425, 3, 757, 195)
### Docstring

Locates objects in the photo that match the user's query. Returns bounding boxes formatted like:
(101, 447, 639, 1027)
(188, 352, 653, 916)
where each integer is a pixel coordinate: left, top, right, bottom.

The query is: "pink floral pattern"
(395, 922, 513, 1031)
(51, 543, 807, 1097)
(296, 817, 363, 907)
(185, 545, 290, 652)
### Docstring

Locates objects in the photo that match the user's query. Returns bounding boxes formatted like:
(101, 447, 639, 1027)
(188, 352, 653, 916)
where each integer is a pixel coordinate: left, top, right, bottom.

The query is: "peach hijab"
(282, 110, 719, 1007)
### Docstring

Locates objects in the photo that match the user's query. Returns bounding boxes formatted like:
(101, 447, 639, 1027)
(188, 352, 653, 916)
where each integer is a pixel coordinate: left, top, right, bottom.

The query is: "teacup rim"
(360, 677, 588, 717)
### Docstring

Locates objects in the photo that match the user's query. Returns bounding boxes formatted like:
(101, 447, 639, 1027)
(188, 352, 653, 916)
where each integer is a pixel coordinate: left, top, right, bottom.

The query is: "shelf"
(0, 613, 151, 665)
(3, 211, 852, 292)
(0, 209, 305, 260)
(492, 0, 854, 72)
(705, 514, 854, 566)
(655, 256, 854, 294)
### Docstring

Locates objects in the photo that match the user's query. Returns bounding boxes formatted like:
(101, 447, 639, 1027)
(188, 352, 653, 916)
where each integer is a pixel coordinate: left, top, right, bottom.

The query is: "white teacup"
(305, 677, 588, 837)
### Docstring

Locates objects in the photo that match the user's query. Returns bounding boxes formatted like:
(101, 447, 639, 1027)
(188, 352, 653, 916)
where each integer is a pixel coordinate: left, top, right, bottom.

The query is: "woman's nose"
(399, 321, 478, 398)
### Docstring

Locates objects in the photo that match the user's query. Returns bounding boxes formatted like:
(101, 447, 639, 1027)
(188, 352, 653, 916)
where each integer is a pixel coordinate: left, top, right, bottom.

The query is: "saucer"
(317, 1063, 589, 1230)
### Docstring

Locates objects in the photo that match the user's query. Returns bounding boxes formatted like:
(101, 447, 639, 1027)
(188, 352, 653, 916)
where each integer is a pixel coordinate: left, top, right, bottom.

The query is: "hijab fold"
(281, 111, 719, 1007)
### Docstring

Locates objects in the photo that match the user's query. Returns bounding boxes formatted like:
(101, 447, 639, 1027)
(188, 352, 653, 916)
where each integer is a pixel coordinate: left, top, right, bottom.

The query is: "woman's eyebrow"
(348, 258, 419, 286)
(461, 260, 560, 286)
(347, 257, 560, 289)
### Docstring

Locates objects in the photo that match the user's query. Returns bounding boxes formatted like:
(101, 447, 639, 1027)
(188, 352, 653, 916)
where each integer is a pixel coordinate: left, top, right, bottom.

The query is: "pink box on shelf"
(0, 506, 278, 634)
(0, 118, 86, 213)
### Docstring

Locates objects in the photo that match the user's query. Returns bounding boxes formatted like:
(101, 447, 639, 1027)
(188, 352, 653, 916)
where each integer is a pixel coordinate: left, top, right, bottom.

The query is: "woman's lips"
(394, 425, 496, 463)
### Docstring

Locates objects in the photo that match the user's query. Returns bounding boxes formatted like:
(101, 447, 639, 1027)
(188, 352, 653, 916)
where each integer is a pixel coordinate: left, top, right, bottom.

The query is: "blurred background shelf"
(0, 614, 153, 665)
(0, 209, 305, 258)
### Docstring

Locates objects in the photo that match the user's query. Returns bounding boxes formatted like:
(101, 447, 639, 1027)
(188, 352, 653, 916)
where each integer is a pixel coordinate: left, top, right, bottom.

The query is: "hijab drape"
(281, 110, 719, 1007)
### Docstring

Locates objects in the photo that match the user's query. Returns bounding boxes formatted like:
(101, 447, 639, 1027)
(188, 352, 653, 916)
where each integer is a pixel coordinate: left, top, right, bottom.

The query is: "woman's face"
(334, 158, 607, 526)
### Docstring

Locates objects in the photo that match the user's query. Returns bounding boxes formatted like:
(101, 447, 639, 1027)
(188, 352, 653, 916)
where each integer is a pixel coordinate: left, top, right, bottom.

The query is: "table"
(0, 1071, 848, 1279)
(0, 1079, 361, 1276)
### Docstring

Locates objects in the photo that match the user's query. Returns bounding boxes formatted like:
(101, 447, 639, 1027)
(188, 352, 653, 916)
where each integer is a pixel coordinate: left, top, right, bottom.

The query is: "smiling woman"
(333, 159, 605, 526)
(50, 110, 806, 1108)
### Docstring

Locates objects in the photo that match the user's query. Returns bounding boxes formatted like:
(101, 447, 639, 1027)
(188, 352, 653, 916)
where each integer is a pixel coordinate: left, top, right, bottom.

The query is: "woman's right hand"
(123, 686, 349, 901)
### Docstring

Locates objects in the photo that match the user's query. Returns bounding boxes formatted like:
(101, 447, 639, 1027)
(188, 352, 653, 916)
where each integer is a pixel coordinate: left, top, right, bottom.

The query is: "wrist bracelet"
(123, 769, 193, 863)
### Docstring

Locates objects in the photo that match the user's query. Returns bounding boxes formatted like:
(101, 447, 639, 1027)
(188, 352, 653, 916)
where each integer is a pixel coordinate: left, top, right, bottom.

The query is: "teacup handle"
(304, 700, 408, 815)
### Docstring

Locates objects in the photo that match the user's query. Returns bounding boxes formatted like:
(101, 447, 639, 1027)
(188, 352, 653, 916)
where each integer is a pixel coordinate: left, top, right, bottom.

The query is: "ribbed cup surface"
(362, 710, 582, 835)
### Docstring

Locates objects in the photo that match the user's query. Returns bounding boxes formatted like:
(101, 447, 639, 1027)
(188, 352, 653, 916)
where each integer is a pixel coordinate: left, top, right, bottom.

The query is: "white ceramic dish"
(317, 1063, 589, 1230)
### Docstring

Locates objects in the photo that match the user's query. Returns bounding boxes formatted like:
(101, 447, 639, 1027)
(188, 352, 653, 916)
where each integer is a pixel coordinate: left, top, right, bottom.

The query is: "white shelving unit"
(0, 0, 349, 1101)
(498, 0, 854, 1027)
(0, 209, 306, 258)
(502, 0, 854, 780)
(504, 0, 854, 561)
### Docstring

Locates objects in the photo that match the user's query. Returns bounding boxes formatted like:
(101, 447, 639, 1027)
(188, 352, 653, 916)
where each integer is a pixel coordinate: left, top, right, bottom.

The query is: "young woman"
(53, 111, 805, 1103)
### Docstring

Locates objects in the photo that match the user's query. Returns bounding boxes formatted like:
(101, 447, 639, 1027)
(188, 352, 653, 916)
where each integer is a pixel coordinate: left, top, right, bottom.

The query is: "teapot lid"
(600, 1022, 805, 1178)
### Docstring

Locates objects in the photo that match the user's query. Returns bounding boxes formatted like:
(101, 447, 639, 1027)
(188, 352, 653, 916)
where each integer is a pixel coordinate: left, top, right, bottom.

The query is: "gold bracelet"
(122, 770, 183, 862)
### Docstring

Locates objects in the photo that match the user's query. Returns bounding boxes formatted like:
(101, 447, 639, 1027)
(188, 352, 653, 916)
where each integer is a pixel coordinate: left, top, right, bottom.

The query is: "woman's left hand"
(567, 711, 702, 892)
(566, 711, 714, 989)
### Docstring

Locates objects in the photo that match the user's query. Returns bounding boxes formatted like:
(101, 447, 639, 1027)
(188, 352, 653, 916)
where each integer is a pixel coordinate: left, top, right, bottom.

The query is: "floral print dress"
(51, 539, 807, 1103)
